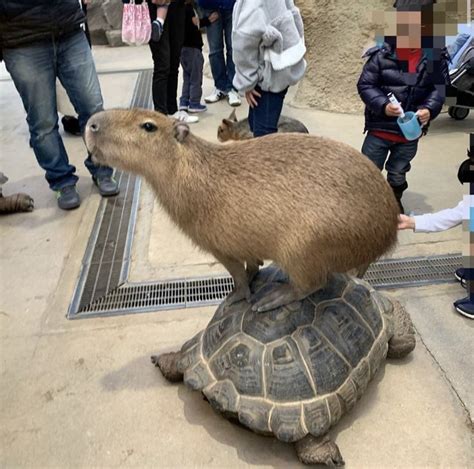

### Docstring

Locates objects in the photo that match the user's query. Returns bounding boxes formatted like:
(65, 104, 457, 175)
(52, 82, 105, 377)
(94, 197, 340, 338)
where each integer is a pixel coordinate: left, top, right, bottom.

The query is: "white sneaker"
(227, 89, 242, 107)
(169, 111, 199, 124)
(204, 88, 227, 103)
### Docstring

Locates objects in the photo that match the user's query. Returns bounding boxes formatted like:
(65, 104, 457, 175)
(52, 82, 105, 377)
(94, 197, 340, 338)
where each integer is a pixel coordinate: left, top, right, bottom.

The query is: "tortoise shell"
(177, 266, 395, 443)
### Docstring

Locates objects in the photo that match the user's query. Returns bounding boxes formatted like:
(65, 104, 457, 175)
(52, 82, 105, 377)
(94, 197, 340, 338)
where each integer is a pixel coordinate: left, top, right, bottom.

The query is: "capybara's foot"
(252, 283, 306, 313)
(226, 284, 251, 305)
(295, 435, 345, 466)
(151, 352, 184, 383)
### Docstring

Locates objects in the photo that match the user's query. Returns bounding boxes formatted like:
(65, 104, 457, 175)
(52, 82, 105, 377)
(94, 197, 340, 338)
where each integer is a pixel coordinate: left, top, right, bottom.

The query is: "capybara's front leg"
(0, 193, 34, 214)
(216, 254, 251, 305)
(246, 259, 262, 284)
(251, 282, 309, 312)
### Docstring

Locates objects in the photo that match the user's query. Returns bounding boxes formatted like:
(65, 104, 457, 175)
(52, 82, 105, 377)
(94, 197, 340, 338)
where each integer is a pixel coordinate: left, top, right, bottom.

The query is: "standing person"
(232, 0, 306, 137)
(357, 0, 449, 214)
(0, 0, 119, 210)
(198, 0, 241, 107)
(147, 0, 198, 123)
(179, 3, 219, 113)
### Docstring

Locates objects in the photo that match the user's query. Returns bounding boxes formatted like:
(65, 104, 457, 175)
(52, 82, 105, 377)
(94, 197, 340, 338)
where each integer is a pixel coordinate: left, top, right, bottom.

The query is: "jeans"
(248, 86, 288, 137)
(149, 2, 186, 115)
(361, 134, 419, 187)
(201, 8, 235, 93)
(3, 30, 112, 191)
(180, 47, 204, 105)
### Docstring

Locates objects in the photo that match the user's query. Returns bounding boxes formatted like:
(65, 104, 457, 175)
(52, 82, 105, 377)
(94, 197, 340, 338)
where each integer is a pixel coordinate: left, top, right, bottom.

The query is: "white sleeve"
(414, 200, 463, 233)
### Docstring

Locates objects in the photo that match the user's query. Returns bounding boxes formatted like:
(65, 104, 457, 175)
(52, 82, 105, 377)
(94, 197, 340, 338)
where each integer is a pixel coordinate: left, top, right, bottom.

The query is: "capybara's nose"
(89, 122, 99, 133)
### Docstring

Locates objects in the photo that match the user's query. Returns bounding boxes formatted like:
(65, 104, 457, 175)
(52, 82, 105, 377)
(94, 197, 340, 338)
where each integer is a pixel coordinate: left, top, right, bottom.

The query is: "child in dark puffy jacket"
(357, 0, 449, 214)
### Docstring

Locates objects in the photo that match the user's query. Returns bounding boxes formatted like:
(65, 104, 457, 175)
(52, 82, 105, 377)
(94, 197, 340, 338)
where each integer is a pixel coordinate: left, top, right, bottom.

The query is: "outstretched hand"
(398, 214, 415, 230)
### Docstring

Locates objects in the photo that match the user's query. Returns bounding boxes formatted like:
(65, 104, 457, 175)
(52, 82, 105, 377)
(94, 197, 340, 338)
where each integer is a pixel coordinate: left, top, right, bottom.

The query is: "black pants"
(149, 2, 185, 115)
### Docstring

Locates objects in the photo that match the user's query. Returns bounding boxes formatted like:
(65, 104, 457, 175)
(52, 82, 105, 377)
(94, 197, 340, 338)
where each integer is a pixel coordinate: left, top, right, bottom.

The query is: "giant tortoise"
(152, 266, 416, 466)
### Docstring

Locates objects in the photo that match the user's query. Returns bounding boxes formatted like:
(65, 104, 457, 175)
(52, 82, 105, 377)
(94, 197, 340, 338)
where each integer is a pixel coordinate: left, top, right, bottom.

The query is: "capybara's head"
(217, 109, 238, 142)
(85, 109, 190, 175)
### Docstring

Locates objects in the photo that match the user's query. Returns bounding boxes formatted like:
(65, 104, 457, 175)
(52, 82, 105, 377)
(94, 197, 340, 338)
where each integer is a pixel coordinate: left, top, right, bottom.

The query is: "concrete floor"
(1, 45, 473, 468)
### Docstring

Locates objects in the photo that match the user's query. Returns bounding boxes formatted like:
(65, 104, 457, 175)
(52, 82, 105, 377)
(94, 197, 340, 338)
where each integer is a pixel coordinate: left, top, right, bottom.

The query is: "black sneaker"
(56, 185, 80, 210)
(455, 268, 467, 288)
(453, 296, 474, 319)
(93, 176, 120, 197)
(61, 116, 81, 136)
(151, 20, 164, 42)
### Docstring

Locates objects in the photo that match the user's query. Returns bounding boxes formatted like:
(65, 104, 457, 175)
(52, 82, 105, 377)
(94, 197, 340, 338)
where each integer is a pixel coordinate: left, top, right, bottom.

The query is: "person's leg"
(248, 104, 255, 134)
(179, 47, 193, 109)
(222, 8, 236, 91)
(3, 42, 78, 191)
(203, 8, 228, 93)
(166, 1, 185, 116)
(360, 134, 391, 172)
(251, 86, 287, 137)
(56, 31, 114, 182)
(189, 49, 205, 106)
(149, 24, 171, 114)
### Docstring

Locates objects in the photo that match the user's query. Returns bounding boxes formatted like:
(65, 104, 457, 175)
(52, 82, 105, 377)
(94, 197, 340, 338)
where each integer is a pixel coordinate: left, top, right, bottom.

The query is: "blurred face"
(396, 11, 422, 48)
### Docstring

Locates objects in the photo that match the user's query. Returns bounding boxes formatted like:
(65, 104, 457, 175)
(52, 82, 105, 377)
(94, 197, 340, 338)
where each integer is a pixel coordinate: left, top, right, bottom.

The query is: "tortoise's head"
(85, 109, 191, 176)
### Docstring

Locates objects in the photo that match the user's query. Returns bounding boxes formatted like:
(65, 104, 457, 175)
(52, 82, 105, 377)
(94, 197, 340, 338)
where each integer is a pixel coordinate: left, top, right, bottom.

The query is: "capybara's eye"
(141, 122, 158, 133)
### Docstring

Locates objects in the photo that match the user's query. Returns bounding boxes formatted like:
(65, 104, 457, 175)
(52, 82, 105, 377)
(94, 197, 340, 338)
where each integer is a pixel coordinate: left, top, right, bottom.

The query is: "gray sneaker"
(56, 185, 80, 210)
(93, 176, 120, 197)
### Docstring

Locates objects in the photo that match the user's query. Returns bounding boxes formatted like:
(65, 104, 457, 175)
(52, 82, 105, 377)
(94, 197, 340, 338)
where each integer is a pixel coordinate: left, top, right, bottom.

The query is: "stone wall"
(86, 0, 124, 46)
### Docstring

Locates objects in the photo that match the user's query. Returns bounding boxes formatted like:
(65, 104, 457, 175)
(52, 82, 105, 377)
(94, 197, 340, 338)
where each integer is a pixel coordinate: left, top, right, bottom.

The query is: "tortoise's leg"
(387, 298, 416, 359)
(0, 193, 34, 214)
(295, 434, 345, 467)
(151, 351, 184, 383)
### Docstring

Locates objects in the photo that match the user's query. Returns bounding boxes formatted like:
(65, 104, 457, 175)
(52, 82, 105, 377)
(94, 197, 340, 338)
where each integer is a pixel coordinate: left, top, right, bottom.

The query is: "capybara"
(218, 109, 309, 142)
(85, 109, 399, 312)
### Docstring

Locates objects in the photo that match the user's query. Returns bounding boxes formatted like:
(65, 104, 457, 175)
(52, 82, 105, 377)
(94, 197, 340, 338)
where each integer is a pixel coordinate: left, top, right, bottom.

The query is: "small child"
(151, 0, 171, 42)
(357, 0, 449, 214)
(178, 2, 218, 113)
(398, 133, 474, 319)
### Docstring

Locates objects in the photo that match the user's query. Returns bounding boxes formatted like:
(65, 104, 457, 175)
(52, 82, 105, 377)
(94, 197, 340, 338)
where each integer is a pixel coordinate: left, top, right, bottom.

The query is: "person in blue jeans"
(232, 0, 306, 137)
(0, 0, 119, 210)
(198, 0, 241, 106)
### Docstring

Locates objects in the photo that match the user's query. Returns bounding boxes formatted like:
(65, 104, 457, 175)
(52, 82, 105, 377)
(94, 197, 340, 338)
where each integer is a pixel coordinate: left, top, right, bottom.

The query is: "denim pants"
(248, 86, 288, 138)
(180, 47, 204, 105)
(361, 133, 419, 188)
(149, 1, 185, 115)
(201, 8, 235, 93)
(3, 30, 112, 191)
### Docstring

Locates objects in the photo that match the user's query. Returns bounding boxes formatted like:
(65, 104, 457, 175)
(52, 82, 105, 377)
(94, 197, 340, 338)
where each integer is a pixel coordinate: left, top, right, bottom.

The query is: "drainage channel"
(67, 70, 462, 320)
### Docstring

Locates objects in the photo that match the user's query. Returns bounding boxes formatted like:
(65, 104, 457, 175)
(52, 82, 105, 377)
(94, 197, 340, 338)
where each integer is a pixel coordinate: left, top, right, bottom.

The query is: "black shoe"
(93, 176, 120, 197)
(61, 116, 81, 136)
(151, 20, 164, 42)
(390, 182, 408, 215)
(56, 185, 80, 210)
(453, 296, 474, 319)
(455, 268, 467, 288)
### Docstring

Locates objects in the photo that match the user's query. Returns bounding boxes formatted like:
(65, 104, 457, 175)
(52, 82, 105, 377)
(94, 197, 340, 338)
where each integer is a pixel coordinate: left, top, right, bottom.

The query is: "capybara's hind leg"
(215, 254, 251, 304)
(151, 352, 184, 383)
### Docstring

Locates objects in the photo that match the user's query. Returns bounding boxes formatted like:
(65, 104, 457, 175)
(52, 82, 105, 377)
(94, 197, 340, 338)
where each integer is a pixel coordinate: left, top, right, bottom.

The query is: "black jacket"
(0, 0, 85, 49)
(183, 4, 211, 50)
(357, 42, 450, 134)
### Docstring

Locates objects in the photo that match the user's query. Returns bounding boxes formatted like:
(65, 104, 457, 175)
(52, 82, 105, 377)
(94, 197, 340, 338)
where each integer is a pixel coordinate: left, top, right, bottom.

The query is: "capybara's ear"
(222, 119, 234, 127)
(229, 109, 238, 122)
(174, 122, 190, 143)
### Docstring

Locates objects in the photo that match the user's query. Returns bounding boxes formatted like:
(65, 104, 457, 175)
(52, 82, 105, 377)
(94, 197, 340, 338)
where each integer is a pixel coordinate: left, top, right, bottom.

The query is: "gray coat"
(232, 0, 307, 93)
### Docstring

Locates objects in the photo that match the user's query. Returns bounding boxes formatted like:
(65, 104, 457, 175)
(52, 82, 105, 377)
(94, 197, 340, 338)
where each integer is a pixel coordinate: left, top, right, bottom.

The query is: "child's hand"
(416, 108, 431, 126)
(208, 12, 219, 23)
(245, 88, 261, 108)
(192, 16, 199, 26)
(398, 214, 415, 230)
(385, 103, 403, 117)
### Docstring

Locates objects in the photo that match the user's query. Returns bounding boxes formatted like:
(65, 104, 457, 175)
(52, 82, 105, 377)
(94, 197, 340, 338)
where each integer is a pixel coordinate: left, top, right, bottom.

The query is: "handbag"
(122, 0, 152, 46)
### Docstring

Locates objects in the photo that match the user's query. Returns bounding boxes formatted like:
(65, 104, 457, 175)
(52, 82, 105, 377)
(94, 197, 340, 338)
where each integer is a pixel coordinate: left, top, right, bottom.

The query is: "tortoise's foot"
(151, 352, 184, 383)
(251, 283, 306, 313)
(295, 435, 345, 467)
(387, 335, 416, 359)
(17, 193, 34, 212)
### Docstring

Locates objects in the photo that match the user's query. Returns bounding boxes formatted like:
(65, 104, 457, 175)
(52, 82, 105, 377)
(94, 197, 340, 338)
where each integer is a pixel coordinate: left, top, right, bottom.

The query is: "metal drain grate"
(71, 254, 461, 319)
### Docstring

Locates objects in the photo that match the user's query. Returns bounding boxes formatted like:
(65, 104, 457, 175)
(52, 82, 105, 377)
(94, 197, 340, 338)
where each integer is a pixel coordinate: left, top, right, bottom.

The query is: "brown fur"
(85, 109, 399, 297)
(218, 109, 309, 142)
